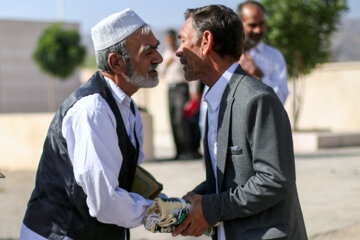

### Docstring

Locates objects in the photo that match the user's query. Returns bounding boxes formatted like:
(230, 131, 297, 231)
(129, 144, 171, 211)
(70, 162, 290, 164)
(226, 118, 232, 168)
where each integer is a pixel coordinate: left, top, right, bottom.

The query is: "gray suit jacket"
(194, 66, 307, 240)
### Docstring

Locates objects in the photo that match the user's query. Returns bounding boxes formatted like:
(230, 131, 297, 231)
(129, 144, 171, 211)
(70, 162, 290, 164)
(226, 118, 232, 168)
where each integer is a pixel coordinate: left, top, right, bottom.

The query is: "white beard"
(126, 65, 159, 88)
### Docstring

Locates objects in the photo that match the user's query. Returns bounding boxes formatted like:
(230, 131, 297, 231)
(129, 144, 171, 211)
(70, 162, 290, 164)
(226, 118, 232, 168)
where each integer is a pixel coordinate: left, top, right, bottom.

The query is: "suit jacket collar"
(216, 65, 247, 191)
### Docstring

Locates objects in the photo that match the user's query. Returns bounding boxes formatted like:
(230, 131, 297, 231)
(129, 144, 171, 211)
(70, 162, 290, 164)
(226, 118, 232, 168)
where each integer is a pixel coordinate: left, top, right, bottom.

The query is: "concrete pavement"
(1, 147, 360, 240)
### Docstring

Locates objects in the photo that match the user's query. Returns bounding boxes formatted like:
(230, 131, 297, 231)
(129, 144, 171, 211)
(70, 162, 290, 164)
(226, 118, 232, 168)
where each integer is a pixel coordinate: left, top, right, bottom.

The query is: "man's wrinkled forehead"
(178, 18, 195, 40)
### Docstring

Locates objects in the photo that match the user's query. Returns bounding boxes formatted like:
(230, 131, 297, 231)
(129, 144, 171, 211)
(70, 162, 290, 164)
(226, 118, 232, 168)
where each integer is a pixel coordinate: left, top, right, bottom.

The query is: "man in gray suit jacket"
(172, 5, 307, 240)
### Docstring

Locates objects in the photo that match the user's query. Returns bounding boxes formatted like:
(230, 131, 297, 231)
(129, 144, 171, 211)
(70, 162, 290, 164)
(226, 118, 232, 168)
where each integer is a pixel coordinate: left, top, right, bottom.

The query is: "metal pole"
(57, 0, 65, 21)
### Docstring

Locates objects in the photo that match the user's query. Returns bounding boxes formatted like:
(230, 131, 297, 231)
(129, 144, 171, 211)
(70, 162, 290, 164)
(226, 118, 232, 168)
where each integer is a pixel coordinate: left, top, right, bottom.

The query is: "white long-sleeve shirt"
(20, 76, 151, 240)
(203, 63, 238, 240)
(249, 41, 289, 104)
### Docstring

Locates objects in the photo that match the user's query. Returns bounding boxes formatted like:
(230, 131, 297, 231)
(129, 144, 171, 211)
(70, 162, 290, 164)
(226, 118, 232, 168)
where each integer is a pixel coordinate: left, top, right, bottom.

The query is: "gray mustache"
(148, 63, 159, 72)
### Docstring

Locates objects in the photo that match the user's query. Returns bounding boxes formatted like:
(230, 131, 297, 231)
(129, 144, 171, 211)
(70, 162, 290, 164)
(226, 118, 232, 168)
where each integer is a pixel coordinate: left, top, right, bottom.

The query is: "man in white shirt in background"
(20, 9, 163, 240)
(237, 0, 289, 104)
(159, 29, 202, 160)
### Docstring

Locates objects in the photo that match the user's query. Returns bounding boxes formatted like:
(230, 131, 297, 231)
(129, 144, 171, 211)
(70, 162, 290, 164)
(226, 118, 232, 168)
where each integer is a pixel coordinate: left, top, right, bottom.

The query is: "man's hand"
(238, 51, 263, 79)
(172, 192, 210, 237)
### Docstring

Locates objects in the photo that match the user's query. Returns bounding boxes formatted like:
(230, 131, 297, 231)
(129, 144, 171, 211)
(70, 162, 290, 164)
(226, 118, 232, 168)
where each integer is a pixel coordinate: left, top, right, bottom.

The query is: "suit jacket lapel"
(216, 65, 246, 191)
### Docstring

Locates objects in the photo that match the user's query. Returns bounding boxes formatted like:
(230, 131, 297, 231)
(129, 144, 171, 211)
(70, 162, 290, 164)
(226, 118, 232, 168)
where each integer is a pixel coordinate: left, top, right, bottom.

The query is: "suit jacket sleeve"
(192, 181, 207, 195)
(201, 93, 296, 226)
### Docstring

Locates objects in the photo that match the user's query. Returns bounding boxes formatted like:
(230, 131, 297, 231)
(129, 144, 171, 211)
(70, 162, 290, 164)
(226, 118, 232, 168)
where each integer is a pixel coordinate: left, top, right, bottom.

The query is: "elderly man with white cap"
(20, 9, 163, 240)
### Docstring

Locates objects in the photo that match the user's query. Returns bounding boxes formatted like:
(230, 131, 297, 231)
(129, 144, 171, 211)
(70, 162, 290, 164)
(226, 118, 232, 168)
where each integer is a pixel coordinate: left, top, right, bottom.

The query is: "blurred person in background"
(159, 29, 202, 160)
(238, 0, 288, 104)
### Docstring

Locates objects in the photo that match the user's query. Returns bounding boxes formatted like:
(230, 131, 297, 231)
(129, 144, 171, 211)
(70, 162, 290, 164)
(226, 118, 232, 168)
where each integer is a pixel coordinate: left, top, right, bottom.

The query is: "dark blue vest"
(23, 72, 139, 240)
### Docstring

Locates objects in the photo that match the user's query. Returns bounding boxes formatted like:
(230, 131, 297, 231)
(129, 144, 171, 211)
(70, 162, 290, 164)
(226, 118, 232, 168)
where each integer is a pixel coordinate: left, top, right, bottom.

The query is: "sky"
(0, 0, 359, 36)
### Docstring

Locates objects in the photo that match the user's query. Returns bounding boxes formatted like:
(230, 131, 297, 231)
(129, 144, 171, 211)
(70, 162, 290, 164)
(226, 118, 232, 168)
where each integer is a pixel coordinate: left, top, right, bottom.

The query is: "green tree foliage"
(260, 0, 347, 129)
(33, 23, 86, 79)
(261, 0, 348, 78)
(82, 54, 97, 69)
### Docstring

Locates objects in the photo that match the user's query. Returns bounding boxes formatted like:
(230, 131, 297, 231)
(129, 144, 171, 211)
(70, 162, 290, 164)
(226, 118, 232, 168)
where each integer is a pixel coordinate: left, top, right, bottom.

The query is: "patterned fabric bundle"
(143, 198, 215, 236)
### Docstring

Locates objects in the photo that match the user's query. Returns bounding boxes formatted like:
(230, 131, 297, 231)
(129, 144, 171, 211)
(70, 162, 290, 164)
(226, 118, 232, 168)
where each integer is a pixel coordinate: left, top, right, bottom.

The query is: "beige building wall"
(3, 58, 358, 170)
(132, 61, 360, 154)
(132, 61, 360, 141)
(0, 113, 51, 171)
(0, 19, 82, 113)
(0, 112, 153, 171)
(285, 61, 360, 132)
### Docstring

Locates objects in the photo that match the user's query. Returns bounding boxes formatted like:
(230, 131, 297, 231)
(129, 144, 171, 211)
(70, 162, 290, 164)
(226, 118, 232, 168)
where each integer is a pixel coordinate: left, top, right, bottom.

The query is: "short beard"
(125, 63, 159, 88)
(244, 34, 262, 50)
(180, 56, 195, 81)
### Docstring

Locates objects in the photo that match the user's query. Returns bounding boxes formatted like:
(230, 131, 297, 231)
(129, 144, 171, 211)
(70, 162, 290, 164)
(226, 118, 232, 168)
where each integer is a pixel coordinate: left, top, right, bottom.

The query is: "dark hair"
(184, 4, 244, 60)
(237, 1, 266, 19)
(166, 29, 177, 37)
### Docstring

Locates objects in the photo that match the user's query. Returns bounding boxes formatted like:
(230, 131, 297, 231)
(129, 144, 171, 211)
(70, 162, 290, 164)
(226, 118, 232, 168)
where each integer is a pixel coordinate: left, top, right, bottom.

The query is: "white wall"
(285, 61, 360, 132)
(0, 112, 153, 171)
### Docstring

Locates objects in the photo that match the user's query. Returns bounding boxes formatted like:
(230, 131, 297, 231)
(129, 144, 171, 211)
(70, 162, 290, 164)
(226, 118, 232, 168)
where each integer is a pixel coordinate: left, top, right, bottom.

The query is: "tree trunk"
(291, 76, 297, 130)
(291, 51, 299, 131)
(291, 51, 305, 131)
(47, 76, 56, 112)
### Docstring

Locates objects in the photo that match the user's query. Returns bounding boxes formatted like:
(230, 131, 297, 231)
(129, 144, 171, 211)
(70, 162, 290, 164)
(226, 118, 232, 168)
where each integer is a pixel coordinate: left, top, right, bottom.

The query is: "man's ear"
(201, 30, 213, 55)
(108, 53, 125, 73)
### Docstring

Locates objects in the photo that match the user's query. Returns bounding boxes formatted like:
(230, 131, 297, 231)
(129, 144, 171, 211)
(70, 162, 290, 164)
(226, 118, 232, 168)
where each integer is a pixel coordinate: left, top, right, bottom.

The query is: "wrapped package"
(143, 198, 215, 236)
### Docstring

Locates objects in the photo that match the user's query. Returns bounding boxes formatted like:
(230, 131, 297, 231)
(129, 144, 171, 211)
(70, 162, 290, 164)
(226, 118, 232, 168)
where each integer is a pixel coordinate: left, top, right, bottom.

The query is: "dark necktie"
(130, 100, 136, 116)
(129, 100, 139, 149)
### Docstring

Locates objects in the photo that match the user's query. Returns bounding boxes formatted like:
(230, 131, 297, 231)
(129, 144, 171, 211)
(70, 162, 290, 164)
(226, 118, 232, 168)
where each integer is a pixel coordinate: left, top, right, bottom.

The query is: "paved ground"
(1, 147, 360, 240)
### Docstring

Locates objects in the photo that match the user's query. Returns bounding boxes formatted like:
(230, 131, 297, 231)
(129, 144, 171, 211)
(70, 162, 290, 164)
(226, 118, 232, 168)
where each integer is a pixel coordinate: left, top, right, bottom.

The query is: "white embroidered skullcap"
(91, 8, 145, 51)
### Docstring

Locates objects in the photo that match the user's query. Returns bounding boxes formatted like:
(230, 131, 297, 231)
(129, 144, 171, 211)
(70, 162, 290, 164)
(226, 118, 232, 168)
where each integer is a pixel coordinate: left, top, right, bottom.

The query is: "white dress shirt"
(203, 63, 238, 240)
(20, 76, 151, 240)
(248, 41, 289, 104)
